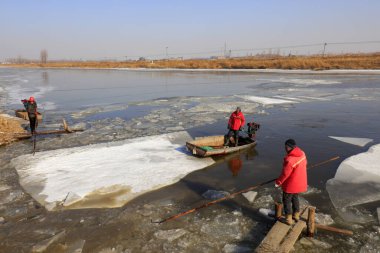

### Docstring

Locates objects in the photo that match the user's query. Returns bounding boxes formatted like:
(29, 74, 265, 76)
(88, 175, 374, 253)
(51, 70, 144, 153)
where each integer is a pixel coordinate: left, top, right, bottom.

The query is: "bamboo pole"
(152, 156, 340, 224)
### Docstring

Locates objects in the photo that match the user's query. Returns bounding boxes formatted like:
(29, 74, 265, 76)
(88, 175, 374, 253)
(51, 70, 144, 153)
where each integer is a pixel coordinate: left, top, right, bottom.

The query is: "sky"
(0, 0, 379, 61)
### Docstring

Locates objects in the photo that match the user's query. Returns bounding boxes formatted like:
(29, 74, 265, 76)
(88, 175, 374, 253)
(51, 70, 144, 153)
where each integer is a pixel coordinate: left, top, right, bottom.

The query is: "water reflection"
(228, 155, 243, 177)
(41, 71, 49, 84)
(245, 148, 258, 160)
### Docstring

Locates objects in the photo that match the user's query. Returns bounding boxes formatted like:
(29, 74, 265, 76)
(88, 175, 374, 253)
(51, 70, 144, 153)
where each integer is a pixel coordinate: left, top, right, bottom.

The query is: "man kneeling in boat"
(224, 107, 245, 147)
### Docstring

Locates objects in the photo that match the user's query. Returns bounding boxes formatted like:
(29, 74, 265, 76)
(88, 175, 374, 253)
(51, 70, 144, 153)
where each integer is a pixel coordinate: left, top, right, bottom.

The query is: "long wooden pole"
(152, 156, 340, 224)
(315, 224, 353, 236)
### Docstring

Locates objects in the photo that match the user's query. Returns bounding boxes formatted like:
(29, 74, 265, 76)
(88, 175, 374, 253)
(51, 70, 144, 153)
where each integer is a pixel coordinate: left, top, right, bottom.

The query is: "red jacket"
(228, 111, 245, 130)
(276, 147, 307, 193)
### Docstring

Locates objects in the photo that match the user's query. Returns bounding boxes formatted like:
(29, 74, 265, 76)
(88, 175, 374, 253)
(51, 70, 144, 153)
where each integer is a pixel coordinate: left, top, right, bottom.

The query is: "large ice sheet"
(11, 131, 214, 210)
(329, 136, 373, 147)
(326, 144, 380, 221)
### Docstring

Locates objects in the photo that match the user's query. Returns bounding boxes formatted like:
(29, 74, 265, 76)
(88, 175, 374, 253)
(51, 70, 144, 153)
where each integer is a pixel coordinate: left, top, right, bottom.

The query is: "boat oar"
(151, 155, 340, 224)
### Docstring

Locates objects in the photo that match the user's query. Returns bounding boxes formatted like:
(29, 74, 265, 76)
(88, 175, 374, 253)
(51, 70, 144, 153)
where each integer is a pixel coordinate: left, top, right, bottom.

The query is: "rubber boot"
(284, 214, 293, 225)
(293, 212, 300, 222)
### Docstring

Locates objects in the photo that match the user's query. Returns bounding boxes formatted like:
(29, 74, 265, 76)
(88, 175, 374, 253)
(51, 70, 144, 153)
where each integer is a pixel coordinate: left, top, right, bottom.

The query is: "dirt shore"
(0, 114, 27, 146)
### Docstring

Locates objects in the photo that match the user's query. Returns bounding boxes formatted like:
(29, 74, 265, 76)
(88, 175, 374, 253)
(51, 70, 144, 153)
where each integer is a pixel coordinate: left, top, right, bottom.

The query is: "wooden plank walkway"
(255, 207, 310, 253)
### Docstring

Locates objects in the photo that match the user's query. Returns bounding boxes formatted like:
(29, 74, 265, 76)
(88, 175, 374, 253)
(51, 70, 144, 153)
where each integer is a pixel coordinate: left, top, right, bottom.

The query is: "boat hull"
(15, 109, 43, 123)
(186, 135, 256, 157)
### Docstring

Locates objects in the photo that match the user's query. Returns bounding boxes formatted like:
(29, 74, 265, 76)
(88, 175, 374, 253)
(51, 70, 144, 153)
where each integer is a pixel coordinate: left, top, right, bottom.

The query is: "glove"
(275, 183, 280, 188)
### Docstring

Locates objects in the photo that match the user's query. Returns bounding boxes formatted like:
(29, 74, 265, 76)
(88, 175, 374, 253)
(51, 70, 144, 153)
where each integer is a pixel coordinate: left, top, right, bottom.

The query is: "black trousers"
(29, 115, 37, 133)
(225, 129, 239, 146)
(283, 192, 300, 215)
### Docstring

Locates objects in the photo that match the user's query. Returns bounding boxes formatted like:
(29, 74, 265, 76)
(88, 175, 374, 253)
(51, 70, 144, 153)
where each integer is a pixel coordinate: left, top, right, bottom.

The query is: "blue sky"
(0, 0, 379, 60)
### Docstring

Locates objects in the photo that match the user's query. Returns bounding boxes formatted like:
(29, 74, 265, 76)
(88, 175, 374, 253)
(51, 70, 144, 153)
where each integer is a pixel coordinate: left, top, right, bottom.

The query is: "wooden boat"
(186, 135, 256, 157)
(15, 109, 43, 123)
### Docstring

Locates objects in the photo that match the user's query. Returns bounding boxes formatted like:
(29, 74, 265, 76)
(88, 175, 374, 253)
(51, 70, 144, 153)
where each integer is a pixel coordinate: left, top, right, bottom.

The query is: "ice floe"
(187, 101, 259, 114)
(202, 190, 230, 200)
(259, 78, 341, 86)
(329, 136, 373, 147)
(71, 104, 129, 119)
(242, 191, 258, 203)
(326, 144, 380, 222)
(258, 208, 275, 220)
(11, 131, 214, 210)
(237, 95, 296, 105)
(272, 95, 308, 102)
(222, 244, 252, 253)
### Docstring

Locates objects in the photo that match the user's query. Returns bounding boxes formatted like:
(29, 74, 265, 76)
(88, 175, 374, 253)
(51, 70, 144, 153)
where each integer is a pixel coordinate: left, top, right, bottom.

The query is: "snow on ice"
(326, 144, 380, 222)
(329, 136, 373, 147)
(11, 131, 215, 210)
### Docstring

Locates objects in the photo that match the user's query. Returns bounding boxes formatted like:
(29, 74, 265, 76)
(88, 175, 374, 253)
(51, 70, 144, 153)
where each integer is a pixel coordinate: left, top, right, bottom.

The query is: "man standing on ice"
(275, 139, 308, 225)
(21, 96, 38, 134)
(224, 107, 245, 147)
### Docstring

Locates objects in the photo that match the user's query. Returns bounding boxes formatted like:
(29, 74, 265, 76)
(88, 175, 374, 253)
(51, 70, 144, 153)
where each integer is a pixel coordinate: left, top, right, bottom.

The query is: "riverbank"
(4, 53, 380, 70)
(0, 114, 26, 146)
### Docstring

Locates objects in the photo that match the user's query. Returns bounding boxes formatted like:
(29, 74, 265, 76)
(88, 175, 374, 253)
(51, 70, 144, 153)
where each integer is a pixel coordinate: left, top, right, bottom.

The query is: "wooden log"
(255, 207, 308, 253)
(62, 118, 74, 133)
(14, 128, 83, 139)
(255, 221, 291, 253)
(307, 207, 316, 237)
(272, 214, 354, 236)
(315, 224, 353, 236)
(279, 207, 309, 253)
(275, 202, 283, 220)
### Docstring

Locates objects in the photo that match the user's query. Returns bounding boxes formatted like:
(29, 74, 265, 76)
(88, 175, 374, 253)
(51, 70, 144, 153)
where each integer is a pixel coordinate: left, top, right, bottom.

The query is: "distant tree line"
(4, 49, 48, 64)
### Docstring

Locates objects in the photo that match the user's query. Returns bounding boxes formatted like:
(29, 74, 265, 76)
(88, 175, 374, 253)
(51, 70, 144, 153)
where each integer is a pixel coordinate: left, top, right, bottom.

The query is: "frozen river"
(1, 68, 380, 252)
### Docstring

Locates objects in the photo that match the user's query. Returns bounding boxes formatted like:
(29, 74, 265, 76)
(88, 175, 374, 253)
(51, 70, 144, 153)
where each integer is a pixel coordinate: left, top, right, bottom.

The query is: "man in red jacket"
(275, 139, 307, 225)
(224, 107, 245, 147)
